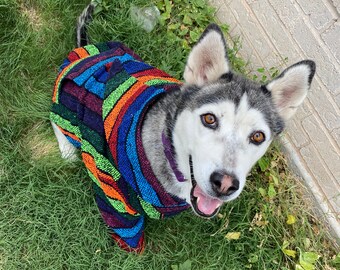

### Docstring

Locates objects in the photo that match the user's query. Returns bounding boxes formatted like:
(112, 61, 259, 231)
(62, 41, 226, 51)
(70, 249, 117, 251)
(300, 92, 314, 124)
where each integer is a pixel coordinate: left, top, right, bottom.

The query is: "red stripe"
(133, 68, 171, 78)
(68, 51, 80, 62)
(111, 233, 145, 253)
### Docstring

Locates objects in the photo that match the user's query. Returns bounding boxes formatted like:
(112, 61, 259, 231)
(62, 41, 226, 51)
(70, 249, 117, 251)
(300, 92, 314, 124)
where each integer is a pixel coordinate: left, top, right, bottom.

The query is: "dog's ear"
(266, 60, 316, 121)
(183, 24, 230, 86)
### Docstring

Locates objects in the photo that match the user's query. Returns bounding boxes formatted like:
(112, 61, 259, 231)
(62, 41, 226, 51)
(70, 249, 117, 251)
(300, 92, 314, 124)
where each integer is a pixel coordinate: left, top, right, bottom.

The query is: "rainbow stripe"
(50, 42, 189, 253)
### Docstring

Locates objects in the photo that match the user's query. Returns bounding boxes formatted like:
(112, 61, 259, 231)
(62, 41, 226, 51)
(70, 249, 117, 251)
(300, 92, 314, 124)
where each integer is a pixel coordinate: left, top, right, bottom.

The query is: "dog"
(50, 3, 315, 253)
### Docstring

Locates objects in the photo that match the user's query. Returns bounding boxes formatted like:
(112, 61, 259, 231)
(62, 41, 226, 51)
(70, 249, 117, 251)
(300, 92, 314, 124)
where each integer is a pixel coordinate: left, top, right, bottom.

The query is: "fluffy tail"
(76, 3, 95, 47)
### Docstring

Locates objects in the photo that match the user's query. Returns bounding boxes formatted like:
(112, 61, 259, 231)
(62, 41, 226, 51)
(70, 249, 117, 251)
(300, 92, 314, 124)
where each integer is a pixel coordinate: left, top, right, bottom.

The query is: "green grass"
(0, 0, 338, 269)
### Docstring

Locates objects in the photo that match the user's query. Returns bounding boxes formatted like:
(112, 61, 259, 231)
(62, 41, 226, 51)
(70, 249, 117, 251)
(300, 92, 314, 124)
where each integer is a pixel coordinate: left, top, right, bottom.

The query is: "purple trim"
(162, 132, 187, 182)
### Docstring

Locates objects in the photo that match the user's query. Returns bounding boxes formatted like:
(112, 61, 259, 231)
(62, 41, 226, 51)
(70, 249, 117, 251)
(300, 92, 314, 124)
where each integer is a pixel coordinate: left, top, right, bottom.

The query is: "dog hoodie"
(50, 42, 189, 253)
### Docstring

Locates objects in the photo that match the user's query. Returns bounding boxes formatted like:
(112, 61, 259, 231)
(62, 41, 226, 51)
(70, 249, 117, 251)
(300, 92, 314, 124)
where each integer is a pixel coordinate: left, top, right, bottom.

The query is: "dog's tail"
(76, 2, 95, 47)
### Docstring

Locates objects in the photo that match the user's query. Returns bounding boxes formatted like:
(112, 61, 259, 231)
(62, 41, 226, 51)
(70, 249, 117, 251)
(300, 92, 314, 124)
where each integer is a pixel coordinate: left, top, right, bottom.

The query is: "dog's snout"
(210, 171, 239, 196)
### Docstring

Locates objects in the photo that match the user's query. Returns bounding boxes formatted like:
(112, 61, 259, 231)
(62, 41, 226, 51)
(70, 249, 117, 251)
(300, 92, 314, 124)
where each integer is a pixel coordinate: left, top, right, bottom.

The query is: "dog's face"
(172, 25, 315, 218)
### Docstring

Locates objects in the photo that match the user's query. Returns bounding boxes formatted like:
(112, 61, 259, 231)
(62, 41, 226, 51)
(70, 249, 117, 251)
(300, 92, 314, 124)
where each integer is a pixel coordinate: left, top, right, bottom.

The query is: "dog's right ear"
(183, 24, 230, 86)
(266, 60, 316, 121)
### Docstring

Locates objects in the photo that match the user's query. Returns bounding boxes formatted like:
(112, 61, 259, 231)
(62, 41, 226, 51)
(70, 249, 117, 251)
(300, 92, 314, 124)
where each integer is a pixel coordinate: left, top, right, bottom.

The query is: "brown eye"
(201, 113, 218, 129)
(250, 131, 265, 145)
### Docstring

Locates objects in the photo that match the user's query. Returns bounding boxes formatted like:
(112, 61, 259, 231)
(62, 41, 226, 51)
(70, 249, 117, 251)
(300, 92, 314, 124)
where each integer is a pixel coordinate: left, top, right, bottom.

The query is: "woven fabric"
(50, 42, 189, 253)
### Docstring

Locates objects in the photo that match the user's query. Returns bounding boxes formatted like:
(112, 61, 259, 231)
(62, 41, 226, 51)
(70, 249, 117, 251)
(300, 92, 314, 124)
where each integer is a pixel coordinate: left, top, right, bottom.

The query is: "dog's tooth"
(196, 197, 200, 204)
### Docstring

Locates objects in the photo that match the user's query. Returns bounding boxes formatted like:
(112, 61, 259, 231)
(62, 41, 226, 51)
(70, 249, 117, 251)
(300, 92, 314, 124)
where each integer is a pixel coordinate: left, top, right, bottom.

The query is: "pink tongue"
(193, 185, 223, 215)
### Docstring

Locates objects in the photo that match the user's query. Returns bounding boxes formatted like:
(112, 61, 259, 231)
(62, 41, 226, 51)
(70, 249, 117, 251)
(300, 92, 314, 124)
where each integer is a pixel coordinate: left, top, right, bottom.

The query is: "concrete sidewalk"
(209, 0, 339, 239)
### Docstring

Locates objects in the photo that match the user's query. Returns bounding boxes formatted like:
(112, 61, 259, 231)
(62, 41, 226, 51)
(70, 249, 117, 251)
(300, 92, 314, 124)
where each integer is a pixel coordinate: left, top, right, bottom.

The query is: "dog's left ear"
(266, 60, 316, 121)
(183, 24, 230, 86)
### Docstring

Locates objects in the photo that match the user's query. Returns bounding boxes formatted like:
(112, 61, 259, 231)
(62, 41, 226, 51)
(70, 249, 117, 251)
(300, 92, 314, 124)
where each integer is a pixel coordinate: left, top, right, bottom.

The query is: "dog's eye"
(201, 113, 218, 129)
(250, 131, 265, 145)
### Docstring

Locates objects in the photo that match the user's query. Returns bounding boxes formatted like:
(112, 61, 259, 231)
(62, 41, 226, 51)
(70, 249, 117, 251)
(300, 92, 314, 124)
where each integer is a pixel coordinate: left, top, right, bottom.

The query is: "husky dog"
(51, 3, 315, 252)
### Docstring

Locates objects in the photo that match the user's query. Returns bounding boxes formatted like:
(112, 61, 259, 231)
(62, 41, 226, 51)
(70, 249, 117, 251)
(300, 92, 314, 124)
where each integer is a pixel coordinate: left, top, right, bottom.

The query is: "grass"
(0, 0, 338, 269)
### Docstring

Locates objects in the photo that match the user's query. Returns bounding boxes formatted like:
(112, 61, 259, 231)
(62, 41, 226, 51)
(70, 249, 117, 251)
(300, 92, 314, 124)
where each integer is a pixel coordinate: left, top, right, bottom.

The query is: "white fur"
(172, 94, 272, 203)
(183, 30, 230, 86)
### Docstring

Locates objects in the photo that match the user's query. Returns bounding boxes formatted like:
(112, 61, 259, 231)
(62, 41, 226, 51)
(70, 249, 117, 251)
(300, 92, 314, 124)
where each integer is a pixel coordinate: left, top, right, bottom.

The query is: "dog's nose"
(210, 171, 239, 196)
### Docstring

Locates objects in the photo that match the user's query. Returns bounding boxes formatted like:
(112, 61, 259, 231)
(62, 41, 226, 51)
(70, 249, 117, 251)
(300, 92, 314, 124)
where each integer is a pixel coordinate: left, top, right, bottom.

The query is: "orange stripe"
(82, 153, 137, 215)
(82, 153, 98, 176)
(73, 47, 90, 58)
(104, 75, 180, 139)
(96, 171, 137, 214)
(104, 75, 179, 138)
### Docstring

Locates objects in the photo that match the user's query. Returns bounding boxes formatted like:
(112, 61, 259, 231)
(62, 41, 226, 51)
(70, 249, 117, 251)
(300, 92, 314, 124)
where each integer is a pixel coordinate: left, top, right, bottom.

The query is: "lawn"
(0, 0, 338, 269)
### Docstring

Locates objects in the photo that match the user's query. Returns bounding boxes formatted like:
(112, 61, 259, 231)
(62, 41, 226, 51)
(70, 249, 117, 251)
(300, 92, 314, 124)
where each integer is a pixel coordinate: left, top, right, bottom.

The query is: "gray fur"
(76, 2, 95, 47)
(141, 89, 184, 195)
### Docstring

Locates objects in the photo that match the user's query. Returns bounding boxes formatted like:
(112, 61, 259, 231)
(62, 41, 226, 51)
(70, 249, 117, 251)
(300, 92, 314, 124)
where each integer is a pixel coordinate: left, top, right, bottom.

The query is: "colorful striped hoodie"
(50, 42, 189, 253)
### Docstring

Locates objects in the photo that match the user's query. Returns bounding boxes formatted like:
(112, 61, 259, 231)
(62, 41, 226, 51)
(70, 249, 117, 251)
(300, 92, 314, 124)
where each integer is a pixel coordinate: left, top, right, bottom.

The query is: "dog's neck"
(161, 131, 186, 182)
(141, 88, 189, 198)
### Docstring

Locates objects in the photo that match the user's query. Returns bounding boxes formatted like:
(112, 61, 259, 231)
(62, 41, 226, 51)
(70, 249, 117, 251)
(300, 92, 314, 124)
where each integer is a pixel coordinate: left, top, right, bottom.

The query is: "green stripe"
(51, 100, 78, 122)
(84, 44, 100, 56)
(145, 78, 178, 86)
(138, 197, 161, 219)
(95, 42, 110, 53)
(81, 140, 121, 180)
(104, 70, 131, 98)
(51, 112, 120, 180)
(103, 76, 137, 118)
(78, 123, 105, 155)
(50, 112, 81, 138)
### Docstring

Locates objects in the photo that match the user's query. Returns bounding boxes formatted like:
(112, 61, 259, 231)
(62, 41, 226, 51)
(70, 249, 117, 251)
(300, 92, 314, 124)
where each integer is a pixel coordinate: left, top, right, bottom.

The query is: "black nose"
(210, 171, 239, 196)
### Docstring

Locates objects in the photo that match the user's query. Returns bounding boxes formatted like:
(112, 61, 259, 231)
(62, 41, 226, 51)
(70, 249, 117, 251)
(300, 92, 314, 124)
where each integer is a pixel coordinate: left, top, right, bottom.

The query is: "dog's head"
(172, 24, 315, 218)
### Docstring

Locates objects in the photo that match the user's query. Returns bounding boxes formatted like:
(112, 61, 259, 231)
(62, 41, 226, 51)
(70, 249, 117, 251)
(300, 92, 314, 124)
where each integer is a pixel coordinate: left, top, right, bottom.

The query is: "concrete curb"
(281, 137, 340, 240)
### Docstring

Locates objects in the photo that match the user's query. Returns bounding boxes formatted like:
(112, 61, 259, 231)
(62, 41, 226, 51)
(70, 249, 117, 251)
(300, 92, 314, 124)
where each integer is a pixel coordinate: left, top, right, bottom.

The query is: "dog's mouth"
(189, 156, 223, 218)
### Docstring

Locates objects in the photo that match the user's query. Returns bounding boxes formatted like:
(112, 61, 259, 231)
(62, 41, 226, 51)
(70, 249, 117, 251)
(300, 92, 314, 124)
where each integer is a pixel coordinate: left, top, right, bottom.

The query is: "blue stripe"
(84, 76, 105, 98)
(123, 60, 153, 74)
(123, 229, 143, 248)
(74, 54, 134, 86)
(113, 216, 144, 238)
(95, 67, 109, 83)
(116, 88, 164, 206)
(117, 128, 137, 191)
(60, 58, 70, 72)
(123, 88, 165, 206)
(66, 136, 81, 148)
